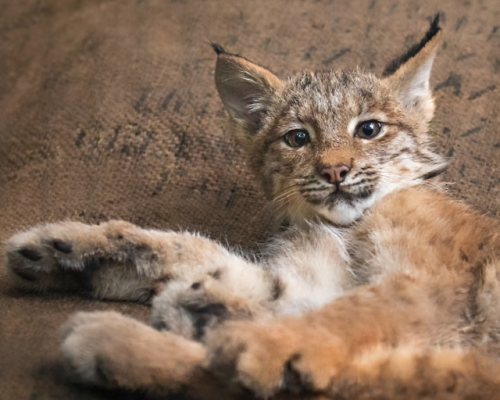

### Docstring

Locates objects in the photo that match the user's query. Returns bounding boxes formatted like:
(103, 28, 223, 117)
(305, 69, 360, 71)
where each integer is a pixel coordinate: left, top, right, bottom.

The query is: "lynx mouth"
(304, 185, 375, 208)
(324, 186, 374, 205)
(312, 184, 379, 226)
(300, 182, 376, 209)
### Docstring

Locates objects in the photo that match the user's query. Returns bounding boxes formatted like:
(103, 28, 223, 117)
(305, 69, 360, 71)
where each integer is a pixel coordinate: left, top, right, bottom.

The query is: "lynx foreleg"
(5, 220, 265, 302)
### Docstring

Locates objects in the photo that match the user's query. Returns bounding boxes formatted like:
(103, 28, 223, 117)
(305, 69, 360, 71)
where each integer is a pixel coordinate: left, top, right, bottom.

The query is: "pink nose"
(319, 164, 351, 184)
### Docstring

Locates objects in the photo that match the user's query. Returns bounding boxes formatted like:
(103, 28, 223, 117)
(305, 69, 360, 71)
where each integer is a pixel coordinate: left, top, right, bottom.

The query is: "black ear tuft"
(210, 42, 226, 55)
(382, 13, 442, 77)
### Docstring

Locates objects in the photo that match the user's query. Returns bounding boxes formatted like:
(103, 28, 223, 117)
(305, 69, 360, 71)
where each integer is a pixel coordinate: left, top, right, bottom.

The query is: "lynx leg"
(330, 344, 500, 399)
(150, 276, 267, 340)
(6, 220, 263, 302)
(61, 311, 245, 400)
(204, 318, 346, 398)
(203, 268, 499, 398)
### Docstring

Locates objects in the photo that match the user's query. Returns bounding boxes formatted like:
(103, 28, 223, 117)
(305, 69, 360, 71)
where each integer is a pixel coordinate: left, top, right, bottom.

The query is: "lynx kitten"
(6, 15, 500, 399)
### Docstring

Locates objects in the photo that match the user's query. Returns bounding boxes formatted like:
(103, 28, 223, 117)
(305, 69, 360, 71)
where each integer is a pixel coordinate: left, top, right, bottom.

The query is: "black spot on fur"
(135, 243, 152, 252)
(193, 303, 228, 318)
(190, 303, 229, 340)
(283, 355, 314, 394)
(156, 274, 172, 284)
(94, 357, 115, 384)
(68, 257, 100, 294)
(303, 196, 323, 206)
(390, 148, 412, 160)
(52, 239, 72, 254)
(191, 282, 201, 290)
(283, 357, 304, 394)
(271, 277, 285, 301)
(18, 248, 42, 261)
(466, 260, 487, 323)
(383, 13, 441, 77)
(209, 269, 222, 280)
(299, 74, 312, 90)
(151, 320, 168, 331)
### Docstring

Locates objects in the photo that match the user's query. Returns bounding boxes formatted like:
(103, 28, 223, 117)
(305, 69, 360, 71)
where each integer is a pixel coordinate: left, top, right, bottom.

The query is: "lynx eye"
(356, 121, 382, 140)
(283, 130, 309, 148)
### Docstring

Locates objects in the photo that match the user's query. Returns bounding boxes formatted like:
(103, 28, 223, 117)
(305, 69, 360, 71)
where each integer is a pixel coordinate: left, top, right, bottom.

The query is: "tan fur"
(5, 16, 500, 400)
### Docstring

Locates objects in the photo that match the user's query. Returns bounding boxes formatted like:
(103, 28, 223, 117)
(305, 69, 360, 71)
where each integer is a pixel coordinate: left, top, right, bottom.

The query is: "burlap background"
(1, 0, 499, 399)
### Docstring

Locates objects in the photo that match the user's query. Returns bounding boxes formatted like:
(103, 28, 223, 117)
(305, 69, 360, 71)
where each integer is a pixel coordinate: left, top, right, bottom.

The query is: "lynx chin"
(6, 14, 500, 400)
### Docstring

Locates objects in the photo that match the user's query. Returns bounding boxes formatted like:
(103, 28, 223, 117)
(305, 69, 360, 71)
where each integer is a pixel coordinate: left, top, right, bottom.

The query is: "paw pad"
(12, 268, 38, 281)
(18, 248, 42, 261)
(52, 239, 72, 254)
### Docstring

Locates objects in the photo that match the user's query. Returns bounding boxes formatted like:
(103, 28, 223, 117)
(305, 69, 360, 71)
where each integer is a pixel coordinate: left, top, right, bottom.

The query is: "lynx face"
(254, 71, 447, 225)
(213, 19, 447, 226)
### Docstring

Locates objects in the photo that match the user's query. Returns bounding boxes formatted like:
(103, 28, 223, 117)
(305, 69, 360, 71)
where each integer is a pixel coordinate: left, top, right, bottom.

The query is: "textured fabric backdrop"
(1, 0, 499, 399)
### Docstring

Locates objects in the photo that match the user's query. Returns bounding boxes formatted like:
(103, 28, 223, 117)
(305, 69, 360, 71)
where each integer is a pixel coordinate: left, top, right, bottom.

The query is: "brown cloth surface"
(0, 1, 499, 399)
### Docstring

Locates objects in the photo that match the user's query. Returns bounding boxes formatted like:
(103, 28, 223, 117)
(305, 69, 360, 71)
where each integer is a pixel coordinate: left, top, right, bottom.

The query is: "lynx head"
(213, 15, 447, 226)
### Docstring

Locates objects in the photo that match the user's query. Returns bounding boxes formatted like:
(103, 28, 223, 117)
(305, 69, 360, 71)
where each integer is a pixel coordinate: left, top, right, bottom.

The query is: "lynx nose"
(319, 164, 351, 184)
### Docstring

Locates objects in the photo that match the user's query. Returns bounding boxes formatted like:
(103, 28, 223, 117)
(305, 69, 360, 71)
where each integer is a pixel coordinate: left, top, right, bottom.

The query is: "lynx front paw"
(206, 320, 347, 397)
(5, 222, 101, 292)
(5, 220, 162, 301)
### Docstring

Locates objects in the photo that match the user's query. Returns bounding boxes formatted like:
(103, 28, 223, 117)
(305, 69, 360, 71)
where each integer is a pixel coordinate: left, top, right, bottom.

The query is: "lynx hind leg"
(61, 311, 207, 393)
(5, 220, 241, 301)
(333, 344, 500, 398)
(61, 311, 251, 400)
(150, 276, 267, 340)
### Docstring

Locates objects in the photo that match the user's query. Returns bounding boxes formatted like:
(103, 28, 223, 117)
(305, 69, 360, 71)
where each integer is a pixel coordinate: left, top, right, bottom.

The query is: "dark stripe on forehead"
(271, 276, 285, 301)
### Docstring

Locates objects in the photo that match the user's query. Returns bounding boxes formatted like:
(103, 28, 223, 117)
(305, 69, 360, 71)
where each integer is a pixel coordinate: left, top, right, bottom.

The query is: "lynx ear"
(384, 14, 442, 122)
(212, 44, 283, 135)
